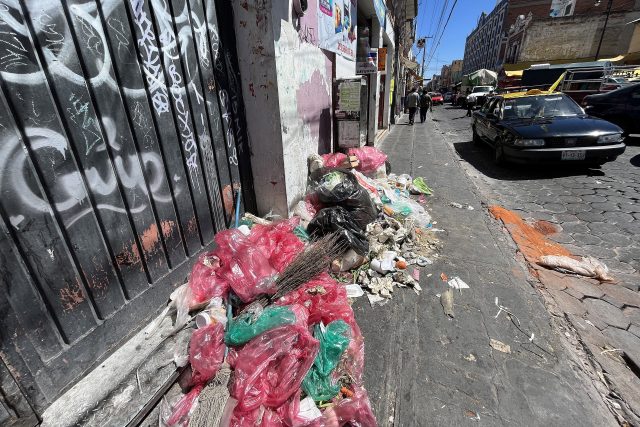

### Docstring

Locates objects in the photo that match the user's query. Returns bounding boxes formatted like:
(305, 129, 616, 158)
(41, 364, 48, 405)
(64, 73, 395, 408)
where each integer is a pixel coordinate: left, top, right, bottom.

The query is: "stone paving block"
(603, 295, 625, 309)
(572, 233, 603, 246)
(623, 307, 640, 327)
(536, 268, 567, 291)
(600, 284, 640, 308)
(603, 327, 640, 369)
(583, 298, 630, 330)
(564, 277, 605, 299)
(547, 289, 587, 316)
(564, 286, 584, 300)
(630, 325, 640, 339)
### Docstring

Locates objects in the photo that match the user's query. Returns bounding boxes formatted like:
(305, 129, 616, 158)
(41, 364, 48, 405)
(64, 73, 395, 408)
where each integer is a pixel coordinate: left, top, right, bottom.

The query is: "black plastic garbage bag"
(312, 171, 377, 228)
(307, 206, 369, 255)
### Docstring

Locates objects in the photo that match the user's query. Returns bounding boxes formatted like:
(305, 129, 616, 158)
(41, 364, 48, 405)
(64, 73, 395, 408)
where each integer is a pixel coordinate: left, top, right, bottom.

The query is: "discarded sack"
(538, 255, 613, 282)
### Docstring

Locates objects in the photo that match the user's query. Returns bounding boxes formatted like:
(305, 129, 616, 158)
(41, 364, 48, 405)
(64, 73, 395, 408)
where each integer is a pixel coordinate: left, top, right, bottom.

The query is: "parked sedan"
(472, 90, 625, 165)
(583, 83, 640, 135)
(429, 92, 444, 105)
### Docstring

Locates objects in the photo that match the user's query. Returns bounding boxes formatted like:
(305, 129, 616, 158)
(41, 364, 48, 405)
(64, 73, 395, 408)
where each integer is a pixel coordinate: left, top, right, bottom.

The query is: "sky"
(413, 0, 498, 79)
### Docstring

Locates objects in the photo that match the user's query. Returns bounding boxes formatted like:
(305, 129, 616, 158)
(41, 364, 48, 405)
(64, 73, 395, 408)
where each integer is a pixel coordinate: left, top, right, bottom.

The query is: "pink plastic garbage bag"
(188, 322, 225, 386)
(228, 320, 319, 413)
(348, 147, 387, 173)
(188, 252, 228, 303)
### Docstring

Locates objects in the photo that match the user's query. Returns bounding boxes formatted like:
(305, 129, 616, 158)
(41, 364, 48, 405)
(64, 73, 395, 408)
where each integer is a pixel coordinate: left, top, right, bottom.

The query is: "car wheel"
(472, 127, 481, 144)
(494, 143, 505, 165)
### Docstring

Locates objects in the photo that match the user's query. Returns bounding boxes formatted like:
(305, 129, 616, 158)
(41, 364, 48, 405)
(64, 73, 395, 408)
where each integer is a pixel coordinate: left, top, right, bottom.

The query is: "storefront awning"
(400, 56, 419, 71)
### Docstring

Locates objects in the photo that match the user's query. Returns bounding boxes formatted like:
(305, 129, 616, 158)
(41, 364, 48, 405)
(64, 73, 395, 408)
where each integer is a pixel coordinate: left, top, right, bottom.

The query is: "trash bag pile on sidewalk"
(307, 148, 441, 307)
(155, 146, 439, 426)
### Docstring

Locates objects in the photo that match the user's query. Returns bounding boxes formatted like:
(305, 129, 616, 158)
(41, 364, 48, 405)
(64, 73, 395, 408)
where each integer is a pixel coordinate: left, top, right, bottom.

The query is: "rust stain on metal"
(60, 280, 85, 311)
(187, 216, 198, 235)
(222, 184, 234, 216)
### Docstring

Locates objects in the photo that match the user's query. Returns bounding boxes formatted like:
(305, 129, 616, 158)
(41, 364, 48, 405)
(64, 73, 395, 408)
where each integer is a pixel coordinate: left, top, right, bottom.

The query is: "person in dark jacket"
(419, 91, 432, 123)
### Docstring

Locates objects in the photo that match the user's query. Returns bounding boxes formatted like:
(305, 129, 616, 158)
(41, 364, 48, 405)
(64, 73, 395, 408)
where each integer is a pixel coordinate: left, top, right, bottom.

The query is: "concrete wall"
(233, 0, 348, 215)
(519, 12, 640, 62)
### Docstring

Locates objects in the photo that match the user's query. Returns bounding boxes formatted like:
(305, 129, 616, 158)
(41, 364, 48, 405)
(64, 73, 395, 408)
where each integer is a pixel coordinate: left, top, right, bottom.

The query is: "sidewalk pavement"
(353, 114, 617, 426)
(429, 105, 640, 424)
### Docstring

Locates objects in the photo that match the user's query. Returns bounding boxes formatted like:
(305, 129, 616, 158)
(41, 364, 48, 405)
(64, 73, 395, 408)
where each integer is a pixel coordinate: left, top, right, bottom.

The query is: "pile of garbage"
(156, 146, 439, 426)
(303, 147, 440, 307)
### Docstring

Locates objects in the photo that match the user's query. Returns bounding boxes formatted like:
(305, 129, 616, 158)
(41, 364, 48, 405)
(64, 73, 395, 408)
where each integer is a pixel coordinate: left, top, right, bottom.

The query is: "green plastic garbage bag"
(302, 320, 351, 401)
(412, 177, 433, 195)
(225, 305, 296, 346)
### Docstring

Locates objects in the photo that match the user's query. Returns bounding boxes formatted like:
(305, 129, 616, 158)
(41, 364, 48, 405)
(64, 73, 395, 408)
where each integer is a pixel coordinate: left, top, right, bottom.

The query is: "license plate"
(561, 150, 586, 160)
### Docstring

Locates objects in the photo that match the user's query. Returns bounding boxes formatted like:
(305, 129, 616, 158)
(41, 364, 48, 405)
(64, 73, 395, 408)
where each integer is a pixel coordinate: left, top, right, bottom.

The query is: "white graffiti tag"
(130, 0, 169, 115)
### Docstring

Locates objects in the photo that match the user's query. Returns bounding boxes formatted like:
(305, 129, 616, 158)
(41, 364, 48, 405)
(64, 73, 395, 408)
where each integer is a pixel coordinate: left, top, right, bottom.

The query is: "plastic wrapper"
(293, 200, 317, 228)
(189, 322, 225, 386)
(307, 207, 369, 255)
(164, 384, 203, 427)
(311, 171, 377, 228)
(249, 218, 305, 272)
(303, 321, 352, 401)
(321, 153, 349, 168)
(411, 177, 433, 195)
(213, 219, 304, 302)
(225, 305, 299, 346)
(228, 307, 318, 413)
(348, 146, 387, 173)
(310, 387, 377, 427)
(275, 274, 365, 385)
(188, 252, 228, 303)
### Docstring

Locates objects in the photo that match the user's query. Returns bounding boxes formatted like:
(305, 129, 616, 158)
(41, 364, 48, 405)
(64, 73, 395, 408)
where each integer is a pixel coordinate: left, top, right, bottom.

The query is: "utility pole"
(594, 0, 614, 60)
(417, 36, 433, 80)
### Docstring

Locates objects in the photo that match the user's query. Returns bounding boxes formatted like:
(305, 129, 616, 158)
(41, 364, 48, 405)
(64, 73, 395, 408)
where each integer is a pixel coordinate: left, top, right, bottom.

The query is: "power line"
(425, 0, 459, 72)
(426, 0, 449, 66)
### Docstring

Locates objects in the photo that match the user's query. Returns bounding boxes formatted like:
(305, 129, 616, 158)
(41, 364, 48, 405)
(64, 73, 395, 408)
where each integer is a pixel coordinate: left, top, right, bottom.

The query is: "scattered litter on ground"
(345, 284, 365, 298)
(448, 276, 469, 290)
(450, 202, 474, 210)
(151, 146, 446, 426)
(464, 354, 477, 362)
(538, 255, 613, 282)
(490, 339, 511, 354)
(441, 289, 455, 318)
(464, 409, 480, 420)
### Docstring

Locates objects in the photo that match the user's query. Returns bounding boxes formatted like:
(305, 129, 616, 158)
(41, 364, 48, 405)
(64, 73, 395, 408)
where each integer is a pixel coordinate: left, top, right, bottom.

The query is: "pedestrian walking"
(465, 88, 473, 117)
(406, 88, 420, 125)
(419, 91, 432, 123)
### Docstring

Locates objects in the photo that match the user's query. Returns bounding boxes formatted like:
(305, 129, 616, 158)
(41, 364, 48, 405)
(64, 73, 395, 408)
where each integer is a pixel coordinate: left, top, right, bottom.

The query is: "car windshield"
(609, 77, 626, 83)
(472, 86, 492, 93)
(502, 94, 583, 119)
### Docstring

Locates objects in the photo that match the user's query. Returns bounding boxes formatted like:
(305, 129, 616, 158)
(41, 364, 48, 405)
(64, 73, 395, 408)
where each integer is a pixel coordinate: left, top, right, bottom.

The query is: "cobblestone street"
(427, 105, 640, 422)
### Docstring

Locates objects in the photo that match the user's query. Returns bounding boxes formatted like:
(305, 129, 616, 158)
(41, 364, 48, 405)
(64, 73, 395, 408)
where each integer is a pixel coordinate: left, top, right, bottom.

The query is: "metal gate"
(0, 0, 254, 421)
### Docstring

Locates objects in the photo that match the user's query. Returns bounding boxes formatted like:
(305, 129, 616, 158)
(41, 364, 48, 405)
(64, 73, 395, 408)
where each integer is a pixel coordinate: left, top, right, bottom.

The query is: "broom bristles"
(251, 233, 346, 307)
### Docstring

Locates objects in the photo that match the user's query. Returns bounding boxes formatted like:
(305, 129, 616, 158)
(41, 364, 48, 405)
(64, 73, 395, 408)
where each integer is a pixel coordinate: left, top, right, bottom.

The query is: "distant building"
(450, 59, 464, 85)
(462, 0, 508, 75)
(502, 0, 640, 65)
(440, 64, 452, 89)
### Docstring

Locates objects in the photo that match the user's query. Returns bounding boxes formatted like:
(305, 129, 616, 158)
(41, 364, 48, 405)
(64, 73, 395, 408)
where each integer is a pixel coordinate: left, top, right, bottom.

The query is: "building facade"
(502, 0, 640, 65)
(462, 0, 508, 75)
(450, 59, 464, 84)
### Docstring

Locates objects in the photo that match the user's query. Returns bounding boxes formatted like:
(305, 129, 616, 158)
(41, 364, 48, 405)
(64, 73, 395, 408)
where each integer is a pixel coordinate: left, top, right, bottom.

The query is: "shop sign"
(356, 49, 378, 75)
(378, 47, 387, 72)
(318, 0, 357, 60)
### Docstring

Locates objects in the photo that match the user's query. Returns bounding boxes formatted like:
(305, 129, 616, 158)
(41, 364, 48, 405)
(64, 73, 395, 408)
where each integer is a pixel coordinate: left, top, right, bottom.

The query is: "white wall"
(232, 0, 334, 215)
